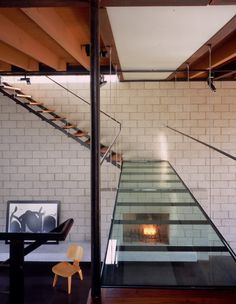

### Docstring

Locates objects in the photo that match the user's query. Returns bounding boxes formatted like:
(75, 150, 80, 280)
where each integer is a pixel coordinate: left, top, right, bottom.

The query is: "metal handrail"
(100, 123, 121, 165)
(46, 75, 122, 166)
(46, 76, 121, 126)
(166, 125, 236, 161)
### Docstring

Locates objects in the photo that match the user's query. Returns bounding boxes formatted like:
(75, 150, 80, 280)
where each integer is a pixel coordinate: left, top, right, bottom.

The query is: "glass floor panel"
(122, 162, 169, 167)
(110, 223, 224, 248)
(102, 252, 236, 287)
(114, 205, 206, 221)
(120, 174, 180, 181)
(122, 167, 175, 173)
(102, 160, 236, 288)
(119, 181, 185, 189)
(117, 192, 194, 203)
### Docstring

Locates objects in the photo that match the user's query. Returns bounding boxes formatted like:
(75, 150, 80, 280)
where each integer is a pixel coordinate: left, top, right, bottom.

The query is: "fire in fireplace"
(123, 213, 169, 244)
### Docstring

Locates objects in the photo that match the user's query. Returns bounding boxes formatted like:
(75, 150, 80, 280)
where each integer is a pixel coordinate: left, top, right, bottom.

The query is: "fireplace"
(123, 213, 169, 244)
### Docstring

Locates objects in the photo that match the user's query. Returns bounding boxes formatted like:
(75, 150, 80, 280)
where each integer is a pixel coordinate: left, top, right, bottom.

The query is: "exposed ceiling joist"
(21, 7, 90, 70)
(0, 1, 89, 8)
(0, 61, 11, 71)
(0, 11, 67, 71)
(190, 32, 236, 79)
(215, 71, 236, 80)
(168, 15, 236, 80)
(0, 41, 39, 71)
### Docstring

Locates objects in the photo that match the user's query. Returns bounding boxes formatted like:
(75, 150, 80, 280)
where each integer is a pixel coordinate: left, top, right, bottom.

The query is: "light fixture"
(207, 44, 216, 92)
(81, 44, 108, 58)
(19, 75, 31, 85)
(100, 74, 107, 87)
(207, 76, 216, 92)
(100, 48, 108, 58)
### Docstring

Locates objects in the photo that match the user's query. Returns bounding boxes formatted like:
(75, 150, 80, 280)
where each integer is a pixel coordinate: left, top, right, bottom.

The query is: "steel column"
(9, 240, 24, 304)
(90, 0, 101, 303)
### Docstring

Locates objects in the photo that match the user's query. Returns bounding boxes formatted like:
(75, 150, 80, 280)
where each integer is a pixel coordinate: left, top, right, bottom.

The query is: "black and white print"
(6, 201, 60, 234)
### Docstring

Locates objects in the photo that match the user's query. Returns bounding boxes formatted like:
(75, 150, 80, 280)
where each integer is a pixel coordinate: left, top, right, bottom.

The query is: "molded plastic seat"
(52, 244, 83, 294)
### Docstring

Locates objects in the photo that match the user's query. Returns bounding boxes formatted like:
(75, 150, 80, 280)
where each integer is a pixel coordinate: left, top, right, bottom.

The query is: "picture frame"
(6, 200, 60, 244)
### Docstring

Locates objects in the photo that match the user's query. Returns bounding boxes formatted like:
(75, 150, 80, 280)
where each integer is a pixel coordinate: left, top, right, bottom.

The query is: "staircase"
(0, 82, 122, 168)
(99, 160, 236, 303)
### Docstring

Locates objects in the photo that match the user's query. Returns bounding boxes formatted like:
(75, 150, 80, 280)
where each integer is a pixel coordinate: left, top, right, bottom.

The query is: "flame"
(143, 225, 157, 236)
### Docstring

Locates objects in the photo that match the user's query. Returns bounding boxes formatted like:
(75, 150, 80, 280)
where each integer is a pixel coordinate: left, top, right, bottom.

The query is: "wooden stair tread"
(16, 94, 32, 98)
(74, 131, 87, 137)
(100, 146, 109, 153)
(27, 102, 44, 106)
(1, 84, 22, 91)
(62, 124, 77, 129)
(50, 117, 66, 121)
(4, 82, 121, 168)
(111, 153, 122, 162)
(38, 109, 55, 113)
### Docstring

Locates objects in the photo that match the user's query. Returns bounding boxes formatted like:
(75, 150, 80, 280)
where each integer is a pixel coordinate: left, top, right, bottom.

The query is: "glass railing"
(101, 159, 236, 288)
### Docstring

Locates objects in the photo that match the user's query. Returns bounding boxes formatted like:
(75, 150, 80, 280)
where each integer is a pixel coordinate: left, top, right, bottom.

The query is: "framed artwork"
(6, 200, 60, 243)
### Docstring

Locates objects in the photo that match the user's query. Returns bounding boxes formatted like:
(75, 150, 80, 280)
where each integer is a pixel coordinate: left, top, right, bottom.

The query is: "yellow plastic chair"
(52, 244, 83, 294)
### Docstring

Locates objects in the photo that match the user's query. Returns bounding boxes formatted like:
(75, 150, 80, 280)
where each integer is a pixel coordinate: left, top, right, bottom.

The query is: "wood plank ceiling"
(0, 0, 235, 81)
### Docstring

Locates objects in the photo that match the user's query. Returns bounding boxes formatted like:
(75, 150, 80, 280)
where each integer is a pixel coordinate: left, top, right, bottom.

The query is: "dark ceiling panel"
(210, 0, 236, 4)
(0, 0, 210, 8)
(1, 0, 235, 7)
(101, 0, 209, 6)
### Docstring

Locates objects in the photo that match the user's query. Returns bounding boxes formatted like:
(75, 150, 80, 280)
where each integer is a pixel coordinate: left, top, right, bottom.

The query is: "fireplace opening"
(123, 213, 169, 244)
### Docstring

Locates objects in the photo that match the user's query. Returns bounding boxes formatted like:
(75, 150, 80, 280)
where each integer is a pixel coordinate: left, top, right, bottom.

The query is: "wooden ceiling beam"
(168, 16, 236, 80)
(190, 32, 236, 79)
(0, 41, 39, 71)
(0, 1, 89, 8)
(0, 61, 11, 72)
(21, 8, 90, 70)
(215, 71, 236, 80)
(0, 11, 66, 71)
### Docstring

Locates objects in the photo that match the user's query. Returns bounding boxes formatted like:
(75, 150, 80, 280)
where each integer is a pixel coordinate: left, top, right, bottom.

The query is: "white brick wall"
(1, 76, 236, 253)
(0, 85, 119, 254)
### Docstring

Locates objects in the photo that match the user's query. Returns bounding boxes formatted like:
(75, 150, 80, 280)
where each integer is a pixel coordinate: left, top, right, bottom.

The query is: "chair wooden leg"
(78, 269, 83, 280)
(53, 274, 58, 287)
(68, 276, 72, 294)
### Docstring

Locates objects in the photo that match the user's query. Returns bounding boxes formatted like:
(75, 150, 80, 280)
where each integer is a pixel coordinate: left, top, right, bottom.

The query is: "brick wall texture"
(0, 76, 236, 252)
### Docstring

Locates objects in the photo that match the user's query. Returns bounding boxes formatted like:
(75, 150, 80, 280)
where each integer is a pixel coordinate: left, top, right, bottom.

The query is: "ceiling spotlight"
(100, 75, 107, 87)
(207, 44, 216, 92)
(82, 44, 108, 58)
(85, 44, 90, 56)
(100, 49, 108, 58)
(207, 76, 216, 92)
(20, 75, 31, 85)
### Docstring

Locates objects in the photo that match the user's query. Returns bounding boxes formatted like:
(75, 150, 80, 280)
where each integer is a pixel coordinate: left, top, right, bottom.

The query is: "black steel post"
(9, 239, 24, 304)
(90, 0, 101, 303)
